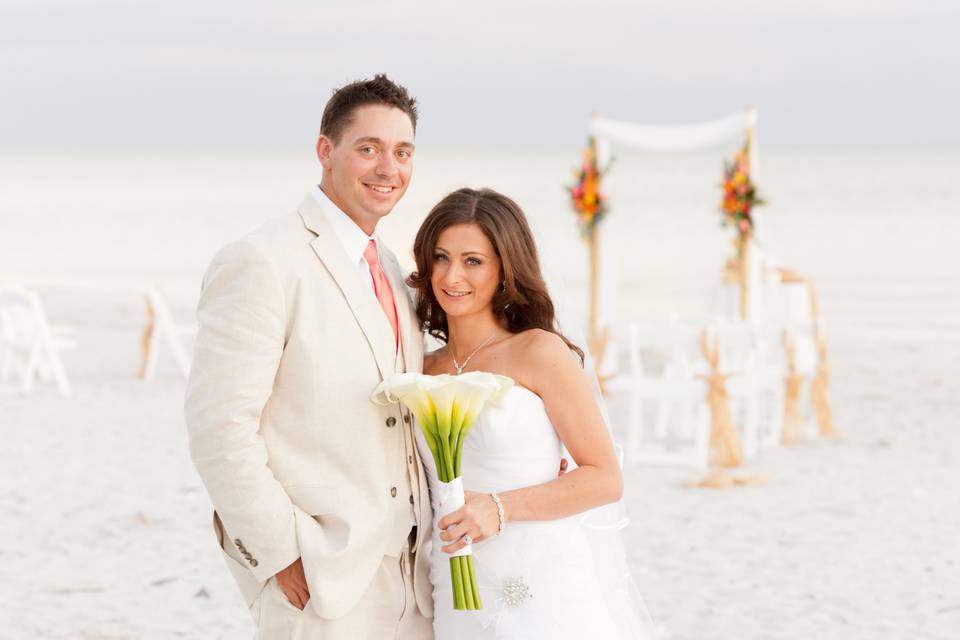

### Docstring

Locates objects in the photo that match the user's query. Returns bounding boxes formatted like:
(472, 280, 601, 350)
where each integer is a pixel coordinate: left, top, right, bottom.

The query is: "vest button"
(390, 486, 397, 498)
(403, 414, 410, 424)
(386, 417, 397, 427)
(409, 494, 415, 504)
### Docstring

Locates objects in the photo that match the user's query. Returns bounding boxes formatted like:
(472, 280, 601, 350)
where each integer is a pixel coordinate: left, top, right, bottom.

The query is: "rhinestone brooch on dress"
(502, 577, 532, 608)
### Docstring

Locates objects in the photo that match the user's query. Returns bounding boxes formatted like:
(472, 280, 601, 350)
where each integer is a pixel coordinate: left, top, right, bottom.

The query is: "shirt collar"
(311, 185, 379, 266)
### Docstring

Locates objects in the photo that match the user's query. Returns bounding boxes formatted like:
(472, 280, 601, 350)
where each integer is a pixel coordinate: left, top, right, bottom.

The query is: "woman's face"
(430, 223, 502, 321)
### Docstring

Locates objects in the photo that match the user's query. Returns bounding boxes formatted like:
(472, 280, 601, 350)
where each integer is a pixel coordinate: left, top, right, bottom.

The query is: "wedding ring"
(462, 533, 473, 546)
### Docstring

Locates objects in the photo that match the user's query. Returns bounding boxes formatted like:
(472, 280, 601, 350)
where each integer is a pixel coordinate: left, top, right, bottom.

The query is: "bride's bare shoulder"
(515, 328, 569, 354)
(513, 329, 577, 372)
(511, 329, 586, 398)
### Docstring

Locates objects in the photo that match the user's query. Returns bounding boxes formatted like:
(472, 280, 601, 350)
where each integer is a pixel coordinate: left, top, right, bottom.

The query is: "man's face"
(317, 104, 415, 235)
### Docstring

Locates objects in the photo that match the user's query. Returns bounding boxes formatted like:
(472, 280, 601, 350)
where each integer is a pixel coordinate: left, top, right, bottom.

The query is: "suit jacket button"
(234, 539, 242, 547)
(390, 486, 397, 498)
(249, 559, 258, 567)
(386, 417, 397, 427)
(408, 455, 413, 464)
(409, 494, 414, 504)
(403, 414, 410, 424)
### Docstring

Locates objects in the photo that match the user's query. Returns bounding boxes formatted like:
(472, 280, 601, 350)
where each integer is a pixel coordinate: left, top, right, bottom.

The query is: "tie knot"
(363, 239, 379, 266)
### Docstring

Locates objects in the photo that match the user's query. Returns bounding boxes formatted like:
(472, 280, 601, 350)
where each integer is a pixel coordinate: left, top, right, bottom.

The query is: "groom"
(185, 74, 433, 638)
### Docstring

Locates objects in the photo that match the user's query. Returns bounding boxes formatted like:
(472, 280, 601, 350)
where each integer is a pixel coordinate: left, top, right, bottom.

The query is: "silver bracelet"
(490, 492, 506, 535)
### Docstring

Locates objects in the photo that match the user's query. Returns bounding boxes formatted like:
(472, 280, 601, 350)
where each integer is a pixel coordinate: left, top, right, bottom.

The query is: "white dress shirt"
(312, 185, 379, 292)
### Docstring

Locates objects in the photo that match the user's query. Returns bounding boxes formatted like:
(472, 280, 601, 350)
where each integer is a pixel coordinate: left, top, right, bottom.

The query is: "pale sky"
(3, 0, 959, 149)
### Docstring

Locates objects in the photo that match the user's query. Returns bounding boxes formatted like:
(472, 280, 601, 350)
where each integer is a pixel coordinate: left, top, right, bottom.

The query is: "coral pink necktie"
(363, 239, 399, 348)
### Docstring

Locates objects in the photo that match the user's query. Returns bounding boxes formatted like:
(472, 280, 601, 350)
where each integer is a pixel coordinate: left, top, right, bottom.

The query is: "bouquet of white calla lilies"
(372, 371, 514, 610)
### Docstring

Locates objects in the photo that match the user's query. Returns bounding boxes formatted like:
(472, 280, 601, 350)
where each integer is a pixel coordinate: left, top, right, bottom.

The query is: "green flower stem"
(453, 419, 475, 477)
(438, 434, 455, 482)
(460, 562, 469, 609)
(437, 441, 449, 482)
(450, 401, 463, 444)
(424, 437, 440, 476)
(450, 430, 462, 477)
(466, 556, 482, 608)
(460, 556, 476, 610)
(449, 403, 465, 476)
(449, 556, 465, 609)
(460, 556, 477, 611)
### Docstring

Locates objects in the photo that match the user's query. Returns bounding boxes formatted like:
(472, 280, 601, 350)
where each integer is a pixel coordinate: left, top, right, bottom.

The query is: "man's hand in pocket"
(275, 557, 309, 610)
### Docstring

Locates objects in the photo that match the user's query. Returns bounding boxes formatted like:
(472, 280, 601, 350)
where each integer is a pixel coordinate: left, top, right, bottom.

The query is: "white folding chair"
(764, 281, 821, 438)
(708, 319, 794, 455)
(748, 323, 788, 449)
(607, 321, 710, 468)
(141, 288, 196, 381)
(0, 284, 76, 396)
(709, 321, 762, 458)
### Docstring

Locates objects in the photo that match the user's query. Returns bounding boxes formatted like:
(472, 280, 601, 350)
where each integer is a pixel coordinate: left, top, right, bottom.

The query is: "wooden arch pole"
(738, 111, 757, 321)
(738, 231, 751, 321)
(589, 223, 599, 350)
(585, 116, 610, 377)
(588, 221, 609, 367)
(588, 115, 600, 355)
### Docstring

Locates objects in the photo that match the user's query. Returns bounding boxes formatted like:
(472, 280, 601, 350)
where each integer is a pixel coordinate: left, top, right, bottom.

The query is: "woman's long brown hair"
(407, 187, 584, 363)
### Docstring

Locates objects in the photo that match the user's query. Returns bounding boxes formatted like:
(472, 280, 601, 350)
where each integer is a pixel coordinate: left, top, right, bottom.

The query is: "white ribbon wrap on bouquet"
(433, 477, 473, 558)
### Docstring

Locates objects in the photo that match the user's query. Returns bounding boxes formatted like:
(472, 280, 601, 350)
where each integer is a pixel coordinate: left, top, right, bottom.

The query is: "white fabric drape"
(589, 108, 758, 177)
(589, 109, 756, 152)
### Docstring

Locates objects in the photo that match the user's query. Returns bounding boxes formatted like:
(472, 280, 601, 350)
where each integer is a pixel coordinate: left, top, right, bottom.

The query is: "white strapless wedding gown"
(416, 385, 652, 639)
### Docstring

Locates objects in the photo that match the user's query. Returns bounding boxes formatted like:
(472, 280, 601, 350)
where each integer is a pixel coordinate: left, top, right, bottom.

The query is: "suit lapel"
(298, 197, 396, 380)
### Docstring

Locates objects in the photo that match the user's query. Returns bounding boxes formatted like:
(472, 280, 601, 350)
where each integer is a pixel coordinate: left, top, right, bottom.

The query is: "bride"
(407, 188, 654, 638)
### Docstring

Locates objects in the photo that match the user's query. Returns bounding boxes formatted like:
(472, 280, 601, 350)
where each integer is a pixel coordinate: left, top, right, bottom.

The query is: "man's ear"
(316, 135, 334, 170)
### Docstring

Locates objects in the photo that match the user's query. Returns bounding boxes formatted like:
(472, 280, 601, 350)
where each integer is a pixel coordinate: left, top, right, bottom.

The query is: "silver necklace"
(450, 332, 498, 375)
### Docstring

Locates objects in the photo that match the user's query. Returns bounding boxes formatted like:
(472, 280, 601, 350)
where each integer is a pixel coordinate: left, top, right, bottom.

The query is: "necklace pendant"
(450, 331, 499, 377)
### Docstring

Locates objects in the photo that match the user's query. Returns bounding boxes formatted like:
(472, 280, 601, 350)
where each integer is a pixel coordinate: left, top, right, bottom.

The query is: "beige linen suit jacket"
(185, 194, 433, 620)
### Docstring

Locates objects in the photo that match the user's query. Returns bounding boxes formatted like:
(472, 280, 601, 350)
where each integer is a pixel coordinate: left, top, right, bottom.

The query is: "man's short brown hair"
(320, 74, 418, 144)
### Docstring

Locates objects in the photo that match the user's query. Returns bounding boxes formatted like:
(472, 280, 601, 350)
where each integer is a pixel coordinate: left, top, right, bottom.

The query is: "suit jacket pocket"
(283, 484, 341, 516)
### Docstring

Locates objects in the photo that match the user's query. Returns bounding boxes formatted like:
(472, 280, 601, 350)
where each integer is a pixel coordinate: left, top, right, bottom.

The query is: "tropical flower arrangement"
(372, 371, 514, 610)
(720, 142, 765, 238)
(568, 137, 610, 236)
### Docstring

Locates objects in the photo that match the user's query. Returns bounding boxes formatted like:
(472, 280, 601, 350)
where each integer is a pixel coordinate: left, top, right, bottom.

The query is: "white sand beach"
(2, 149, 959, 639)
